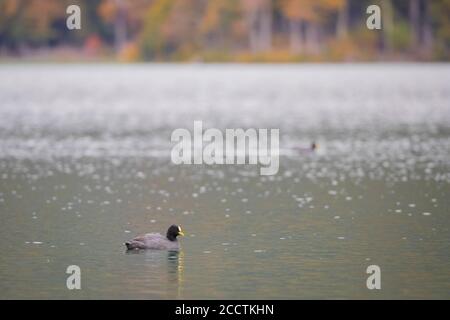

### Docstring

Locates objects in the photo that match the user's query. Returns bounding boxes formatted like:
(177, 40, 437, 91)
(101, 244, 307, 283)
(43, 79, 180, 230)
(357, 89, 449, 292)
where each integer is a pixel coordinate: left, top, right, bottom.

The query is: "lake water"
(0, 64, 449, 299)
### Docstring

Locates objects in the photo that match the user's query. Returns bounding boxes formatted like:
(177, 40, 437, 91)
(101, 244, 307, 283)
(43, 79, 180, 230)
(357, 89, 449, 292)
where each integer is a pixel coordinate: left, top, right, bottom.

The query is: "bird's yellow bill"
(178, 226, 185, 236)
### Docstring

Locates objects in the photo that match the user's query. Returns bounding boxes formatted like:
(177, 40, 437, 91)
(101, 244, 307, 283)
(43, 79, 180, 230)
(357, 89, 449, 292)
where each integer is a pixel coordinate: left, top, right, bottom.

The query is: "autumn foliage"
(0, 0, 449, 61)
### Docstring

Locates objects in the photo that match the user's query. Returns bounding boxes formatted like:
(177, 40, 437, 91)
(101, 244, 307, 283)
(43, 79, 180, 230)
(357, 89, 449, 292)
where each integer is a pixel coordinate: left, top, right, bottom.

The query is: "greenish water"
(0, 64, 449, 299)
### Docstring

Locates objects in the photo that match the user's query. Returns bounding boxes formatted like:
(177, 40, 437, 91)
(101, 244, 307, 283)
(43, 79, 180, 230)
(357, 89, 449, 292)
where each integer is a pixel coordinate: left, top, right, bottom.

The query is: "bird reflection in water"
(167, 250, 184, 298)
(125, 249, 184, 298)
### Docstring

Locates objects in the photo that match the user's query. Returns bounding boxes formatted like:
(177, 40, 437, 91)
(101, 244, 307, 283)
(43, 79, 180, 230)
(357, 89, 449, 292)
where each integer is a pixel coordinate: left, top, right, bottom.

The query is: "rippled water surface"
(0, 64, 449, 299)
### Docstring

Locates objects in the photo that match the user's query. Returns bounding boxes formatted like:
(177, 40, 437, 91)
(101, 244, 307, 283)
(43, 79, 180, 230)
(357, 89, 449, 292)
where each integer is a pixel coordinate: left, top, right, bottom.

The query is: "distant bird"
(125, 225, 184, 251)
(294, 142, 318, 154)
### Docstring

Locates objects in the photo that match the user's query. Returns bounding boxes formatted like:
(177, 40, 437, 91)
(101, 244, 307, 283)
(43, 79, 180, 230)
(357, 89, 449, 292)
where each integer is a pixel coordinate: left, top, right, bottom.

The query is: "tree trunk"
(421, 0, 433, 55)
(289, 19, 303, 54)
(247, 10, 259, 53)
(114, 0, 127, 54)
(258, 0, 272, 52)
(245, 0, 272, 53)
(336, 0, 348, 39)
(381, 0, 394, 54)
(409, 0, 420, 50)
(305, 22, 320, 55)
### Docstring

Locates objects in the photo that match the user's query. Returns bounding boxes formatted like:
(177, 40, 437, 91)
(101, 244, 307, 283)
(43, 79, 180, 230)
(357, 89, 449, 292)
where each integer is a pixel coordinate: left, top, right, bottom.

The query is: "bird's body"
(125, 225, 184, 251)
(294, 142, 318, 154)
(125, 233, 180, 250)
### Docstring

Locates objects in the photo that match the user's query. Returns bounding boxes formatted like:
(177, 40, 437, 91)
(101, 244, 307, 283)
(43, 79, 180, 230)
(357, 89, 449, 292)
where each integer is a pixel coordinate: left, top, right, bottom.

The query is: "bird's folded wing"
(132, 233, 160, 241)
(132, 234, 146, 242)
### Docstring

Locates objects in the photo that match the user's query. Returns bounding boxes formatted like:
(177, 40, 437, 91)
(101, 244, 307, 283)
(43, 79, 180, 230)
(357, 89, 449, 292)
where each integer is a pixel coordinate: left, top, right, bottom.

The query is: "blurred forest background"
(0, 0, 449, 62)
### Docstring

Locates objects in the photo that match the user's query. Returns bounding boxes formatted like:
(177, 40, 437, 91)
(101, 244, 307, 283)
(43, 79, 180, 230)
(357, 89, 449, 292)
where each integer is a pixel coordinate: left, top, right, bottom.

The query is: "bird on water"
(125, 225, 185, 250)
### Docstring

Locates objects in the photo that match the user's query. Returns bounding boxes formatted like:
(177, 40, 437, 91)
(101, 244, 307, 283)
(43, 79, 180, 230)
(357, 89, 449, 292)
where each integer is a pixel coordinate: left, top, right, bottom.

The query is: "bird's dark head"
(166, 225, 185, 241)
